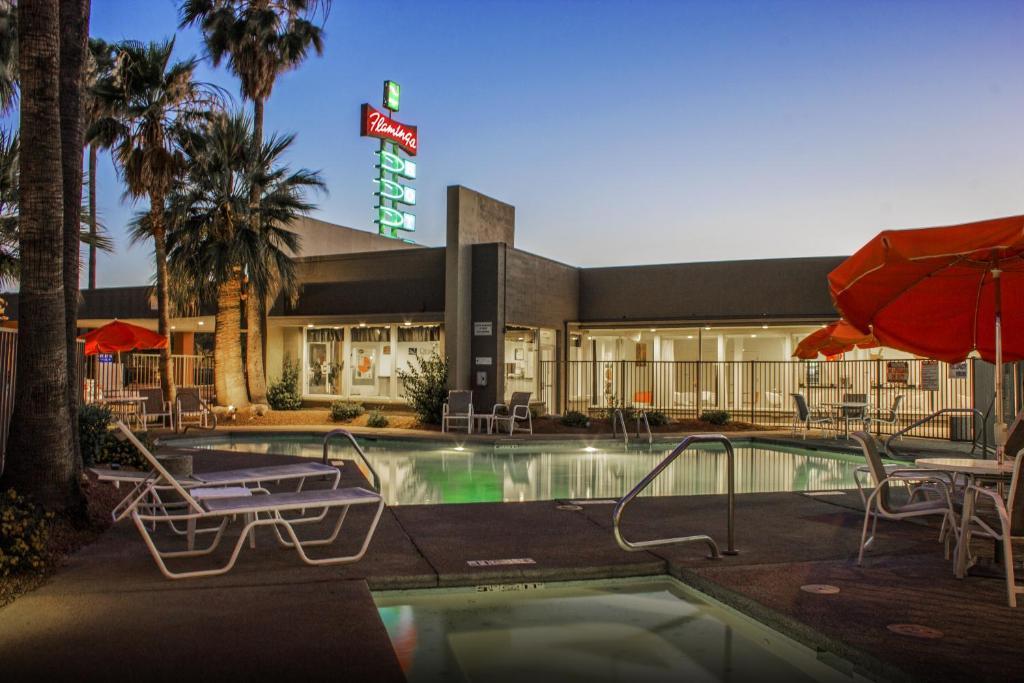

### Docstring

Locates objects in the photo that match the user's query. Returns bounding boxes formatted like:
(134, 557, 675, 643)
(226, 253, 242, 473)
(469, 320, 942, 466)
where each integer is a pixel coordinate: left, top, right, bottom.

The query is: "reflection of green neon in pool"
(174, 435, 872, 506)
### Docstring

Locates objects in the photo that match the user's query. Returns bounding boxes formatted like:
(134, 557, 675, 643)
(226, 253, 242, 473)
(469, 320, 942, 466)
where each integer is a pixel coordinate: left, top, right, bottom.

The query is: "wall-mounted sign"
(475, 357, 493, 366)
(362, 85, 418, 241)
(361, 104, 418, 155)
(950, 361, 969, 379)
(921, 360, 939, 391)
(886, 361, 909, 385)
(473, 322, 493, 336)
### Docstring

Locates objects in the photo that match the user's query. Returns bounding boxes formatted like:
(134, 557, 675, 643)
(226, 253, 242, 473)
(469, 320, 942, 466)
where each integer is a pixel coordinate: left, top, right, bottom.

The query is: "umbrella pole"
(994, 268, 1007, 463)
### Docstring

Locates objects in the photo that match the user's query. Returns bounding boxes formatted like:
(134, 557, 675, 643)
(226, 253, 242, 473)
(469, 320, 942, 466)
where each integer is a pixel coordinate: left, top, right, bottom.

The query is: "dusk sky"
(75, 1, 1024, 286)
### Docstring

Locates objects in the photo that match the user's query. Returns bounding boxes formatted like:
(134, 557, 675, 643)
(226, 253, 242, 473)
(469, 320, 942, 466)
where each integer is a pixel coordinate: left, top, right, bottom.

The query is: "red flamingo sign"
(360, 104, 418, 156)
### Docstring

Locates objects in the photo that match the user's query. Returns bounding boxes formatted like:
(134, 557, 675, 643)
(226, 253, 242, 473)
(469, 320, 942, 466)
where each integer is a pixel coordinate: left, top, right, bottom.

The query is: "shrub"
(0, 489, 53, 576)
(396, 352, 448, 424)
(330, 401, 364, 422)
(700, 410, 730, 426)
(366, 410, 389, 428)
(644, 410, 670, 427)
(79, 403, 113, 466)
(95, 431, 150, 470)
(267, 358, 303, 410)
(604, 400, 635, 423)
(560, 411, 590, 428)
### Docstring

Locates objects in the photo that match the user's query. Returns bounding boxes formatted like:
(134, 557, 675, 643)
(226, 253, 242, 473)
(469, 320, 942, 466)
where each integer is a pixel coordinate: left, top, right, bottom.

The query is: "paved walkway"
(0, 448, 1017, 682)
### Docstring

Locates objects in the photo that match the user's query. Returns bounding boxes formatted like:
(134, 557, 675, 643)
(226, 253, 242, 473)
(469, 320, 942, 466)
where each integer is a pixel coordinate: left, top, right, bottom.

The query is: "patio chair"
(442, 390, 473, 433)
(110, 422, 384, 580)
(790, 393, 834, 439)
(492, 391, 533, 435)
(954, 453, 1024, 606)
(868, 395, 904, 436)
(851, 431, 959, 565)
(139, 387, 174, 430)
(176, 387, 216, 432)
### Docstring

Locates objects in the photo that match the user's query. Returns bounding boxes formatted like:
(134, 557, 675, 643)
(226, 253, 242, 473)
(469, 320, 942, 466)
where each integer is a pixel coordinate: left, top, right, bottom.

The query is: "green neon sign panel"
(376, 149, 416, 179)
(384, 80, 400, 112)
(377, 206, 416, 232)
(376, 178, 416, 205)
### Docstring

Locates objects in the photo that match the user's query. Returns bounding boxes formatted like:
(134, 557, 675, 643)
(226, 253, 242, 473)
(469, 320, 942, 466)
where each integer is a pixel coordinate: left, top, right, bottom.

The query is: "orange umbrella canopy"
(793, 320, 878, 359)
(828, 214, 1024, 364)
(79, 320, 168, 355)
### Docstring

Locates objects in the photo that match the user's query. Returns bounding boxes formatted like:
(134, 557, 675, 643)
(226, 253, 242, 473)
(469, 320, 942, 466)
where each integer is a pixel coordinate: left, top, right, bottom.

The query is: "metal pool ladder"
(322, 428, 381, 493)
(612, 434, 738, 558)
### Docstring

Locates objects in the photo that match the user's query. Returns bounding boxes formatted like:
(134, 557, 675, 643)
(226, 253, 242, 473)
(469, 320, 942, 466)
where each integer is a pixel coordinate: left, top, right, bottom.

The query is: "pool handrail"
(613, 434, 737, 558)
(884, 407, 990, 459)
(611, 408, 629, 446)
(322, 429, 381, 493)
(635, 411, 653, 444)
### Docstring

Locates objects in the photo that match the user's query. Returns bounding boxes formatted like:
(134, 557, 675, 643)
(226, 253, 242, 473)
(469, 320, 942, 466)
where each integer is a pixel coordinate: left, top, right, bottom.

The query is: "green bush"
(330, 401, 364, 422)
(560, 411, 590, 428)
(644, 410, 670, 427)
(267, 358, 303, 410)
(700, 410, 730, 426)
(604, 400, 636, 423)
(0, 488, 53, 576)
(396, 352, 449, 424)
(95, 431, 150, 470)
(79, 403, 113, 466)
(366, 410, 389, 428)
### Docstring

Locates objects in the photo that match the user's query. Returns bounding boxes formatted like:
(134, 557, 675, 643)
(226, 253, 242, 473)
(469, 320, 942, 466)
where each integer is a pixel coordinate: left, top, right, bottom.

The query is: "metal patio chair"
(442, 390, 473, 433)
(492, 391, 533, 435)
(790, 393, 834, 439)
(841, 393, 871, 434)
(868, 395, 904, 436)
(176, 387, 216, 432)
(955, 450, 1024, 606)
(851, 431, 959, 566)
(139, 387, 174, 430)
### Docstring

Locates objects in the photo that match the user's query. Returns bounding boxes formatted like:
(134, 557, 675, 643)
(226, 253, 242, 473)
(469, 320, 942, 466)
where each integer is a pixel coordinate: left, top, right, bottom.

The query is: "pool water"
(173, 434, 866, 506)
(374, 578, 866, 682)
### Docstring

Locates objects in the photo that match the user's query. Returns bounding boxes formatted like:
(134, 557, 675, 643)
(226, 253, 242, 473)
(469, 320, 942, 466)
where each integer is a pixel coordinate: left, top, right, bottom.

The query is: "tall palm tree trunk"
(245, 96, 268, 403)
(87, 143, 97, 289)
(3, 0, 83, 513)
(150, 198, 176, 406)
(59, 0, 89, 472)
(215, 273, 250, 407)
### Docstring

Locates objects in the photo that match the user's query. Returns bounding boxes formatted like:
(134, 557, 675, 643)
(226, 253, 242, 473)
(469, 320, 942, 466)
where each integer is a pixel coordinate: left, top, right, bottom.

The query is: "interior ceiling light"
(197, 321, 205, 326)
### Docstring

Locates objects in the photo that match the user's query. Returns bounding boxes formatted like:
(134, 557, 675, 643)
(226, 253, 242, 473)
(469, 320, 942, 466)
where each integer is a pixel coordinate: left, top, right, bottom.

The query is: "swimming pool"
(375, 577, 866, 682)
(172, 434, 867, 506)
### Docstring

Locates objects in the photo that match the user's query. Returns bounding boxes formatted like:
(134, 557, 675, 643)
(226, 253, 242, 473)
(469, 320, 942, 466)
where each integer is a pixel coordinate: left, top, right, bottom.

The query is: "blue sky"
(75, 0, 1024, 285)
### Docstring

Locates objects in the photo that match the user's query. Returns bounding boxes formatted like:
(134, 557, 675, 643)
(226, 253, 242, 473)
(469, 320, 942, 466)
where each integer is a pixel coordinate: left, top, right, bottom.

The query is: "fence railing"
(81, 353, 215, 402)
(547, 358, 986, 440)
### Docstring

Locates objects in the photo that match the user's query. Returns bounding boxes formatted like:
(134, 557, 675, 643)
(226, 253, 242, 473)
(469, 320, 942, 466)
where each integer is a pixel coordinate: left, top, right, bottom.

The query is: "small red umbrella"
(79, 320, 168, 355)
(793, 320, 879, 359)
(829, 214, 1024, 459)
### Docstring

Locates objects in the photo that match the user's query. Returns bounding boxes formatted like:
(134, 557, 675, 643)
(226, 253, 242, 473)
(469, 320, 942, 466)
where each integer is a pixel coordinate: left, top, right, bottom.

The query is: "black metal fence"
(544, 358, 991, 440)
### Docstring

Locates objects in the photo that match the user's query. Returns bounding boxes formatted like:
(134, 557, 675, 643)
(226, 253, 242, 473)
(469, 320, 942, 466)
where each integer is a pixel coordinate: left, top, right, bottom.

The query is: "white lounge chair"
(110, 422, 384, 580)
(442, 390, 473, 433)
(492, 391, 533, 435)
(851, 431, 959, 565)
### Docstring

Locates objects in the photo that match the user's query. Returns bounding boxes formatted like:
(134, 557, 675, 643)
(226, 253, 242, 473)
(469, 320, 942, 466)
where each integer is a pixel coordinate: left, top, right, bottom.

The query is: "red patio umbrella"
(793, 320, 879, 359)
(79, 320, 168, 355)
(828, 214, 1024, 459)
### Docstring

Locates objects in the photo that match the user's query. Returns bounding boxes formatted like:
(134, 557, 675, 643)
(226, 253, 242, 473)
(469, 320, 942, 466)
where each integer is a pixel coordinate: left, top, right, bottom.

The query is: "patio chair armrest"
(512, 404, 531, 420)
(968, 484, 1012, 525)
(492, 403, 509, 417)
(880, 472, 953, 500)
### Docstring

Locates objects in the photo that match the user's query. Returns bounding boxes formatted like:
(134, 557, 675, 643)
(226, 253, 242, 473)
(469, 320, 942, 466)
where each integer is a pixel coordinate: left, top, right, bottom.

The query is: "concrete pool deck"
(0, 446, 1018, 682)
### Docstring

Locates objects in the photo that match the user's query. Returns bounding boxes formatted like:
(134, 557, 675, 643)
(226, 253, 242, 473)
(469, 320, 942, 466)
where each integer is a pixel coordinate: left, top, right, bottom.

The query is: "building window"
(304, 327, 344, 396)
(349, 326, 392, 397)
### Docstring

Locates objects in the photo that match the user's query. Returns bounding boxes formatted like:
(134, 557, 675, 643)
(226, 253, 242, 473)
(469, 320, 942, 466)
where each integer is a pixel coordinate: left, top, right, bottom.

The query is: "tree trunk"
(245, 97, 268, 403)
(215, 273, 250, 408)
(87, 143, 97, 289)
(3, 0, 83, 513)
(150, 197, 176, 406)
(59, 0, 89, 482)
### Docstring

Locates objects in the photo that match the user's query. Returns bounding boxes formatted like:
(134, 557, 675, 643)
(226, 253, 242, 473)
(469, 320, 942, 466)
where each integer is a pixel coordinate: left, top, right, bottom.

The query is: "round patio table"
(914, 457, 1014, 579)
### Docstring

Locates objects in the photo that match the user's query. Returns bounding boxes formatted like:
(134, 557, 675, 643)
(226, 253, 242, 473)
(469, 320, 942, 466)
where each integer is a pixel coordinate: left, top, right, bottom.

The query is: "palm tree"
(180, 0, 329, 404)
(88, 39, 220, 406)
(3, 0, 80, 511)
(83, 37, 116, 290)
(161, 111, 319, 407)
(0, 0, 17, 114)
